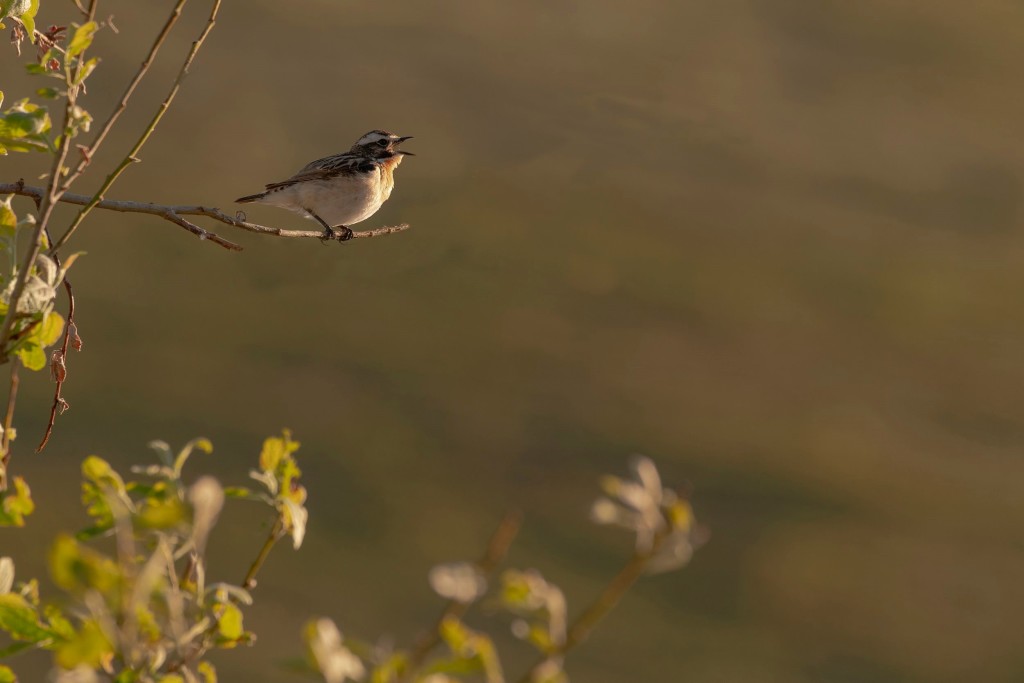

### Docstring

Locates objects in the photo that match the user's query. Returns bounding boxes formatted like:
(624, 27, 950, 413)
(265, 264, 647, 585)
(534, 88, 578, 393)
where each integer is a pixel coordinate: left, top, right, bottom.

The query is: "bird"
(235, 130, 414, 241)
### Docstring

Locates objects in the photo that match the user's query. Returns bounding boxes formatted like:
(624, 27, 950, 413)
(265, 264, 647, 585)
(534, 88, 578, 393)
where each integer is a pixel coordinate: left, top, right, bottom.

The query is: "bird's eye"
(376, 139, 389, 146)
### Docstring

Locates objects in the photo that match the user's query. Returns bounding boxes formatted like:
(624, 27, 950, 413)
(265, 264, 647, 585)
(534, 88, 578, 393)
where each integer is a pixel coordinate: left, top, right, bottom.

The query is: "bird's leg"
(337, 225, 354, 241)
(306, 209, 337, 243)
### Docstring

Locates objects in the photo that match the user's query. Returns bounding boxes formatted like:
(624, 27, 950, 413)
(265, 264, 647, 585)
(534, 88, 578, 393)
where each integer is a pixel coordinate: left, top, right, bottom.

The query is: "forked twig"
(51, 0, 223, 253)
(59, 0, 192, 193)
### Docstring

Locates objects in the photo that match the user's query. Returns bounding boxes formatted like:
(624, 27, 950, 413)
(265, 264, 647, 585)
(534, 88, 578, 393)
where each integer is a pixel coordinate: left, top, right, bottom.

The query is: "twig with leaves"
(402, 509, 524, 679)
(302, 457, 702, 683)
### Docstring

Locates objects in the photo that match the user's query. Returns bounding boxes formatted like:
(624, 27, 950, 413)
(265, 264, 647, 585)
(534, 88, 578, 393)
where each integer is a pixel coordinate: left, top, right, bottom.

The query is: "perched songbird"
(235, 130, 414, 241)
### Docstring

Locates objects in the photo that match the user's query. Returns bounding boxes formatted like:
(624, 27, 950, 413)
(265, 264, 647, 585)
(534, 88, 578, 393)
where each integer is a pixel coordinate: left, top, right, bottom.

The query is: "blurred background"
(3, 1, 1024, 681)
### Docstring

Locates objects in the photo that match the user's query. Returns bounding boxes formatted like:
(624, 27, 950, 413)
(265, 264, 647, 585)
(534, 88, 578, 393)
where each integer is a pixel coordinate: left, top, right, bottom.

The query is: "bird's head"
(350, 130, 414, 157)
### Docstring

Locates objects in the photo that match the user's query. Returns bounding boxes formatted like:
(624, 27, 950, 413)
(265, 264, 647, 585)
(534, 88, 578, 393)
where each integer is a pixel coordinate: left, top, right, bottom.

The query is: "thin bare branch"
(36, 258, 77, 453)
(52, 0, 222, 254)
(1, 183, 412, 249)
(60, 0, 191, 193)
(242, 518, 286, 591)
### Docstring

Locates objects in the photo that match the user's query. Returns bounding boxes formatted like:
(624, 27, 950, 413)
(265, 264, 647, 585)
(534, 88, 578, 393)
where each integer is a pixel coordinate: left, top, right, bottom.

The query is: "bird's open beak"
(394, 136, 414, 156)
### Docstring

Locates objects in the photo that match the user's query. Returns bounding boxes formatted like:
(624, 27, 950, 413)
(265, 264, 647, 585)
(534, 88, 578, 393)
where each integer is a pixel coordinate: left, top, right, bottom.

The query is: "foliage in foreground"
(0, 431, 307, 682)
(0, 435, 700, 683)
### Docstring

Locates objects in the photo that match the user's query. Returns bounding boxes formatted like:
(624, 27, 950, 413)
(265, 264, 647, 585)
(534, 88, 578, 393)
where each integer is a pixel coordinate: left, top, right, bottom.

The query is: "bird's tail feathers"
(234, 192, 265, 204)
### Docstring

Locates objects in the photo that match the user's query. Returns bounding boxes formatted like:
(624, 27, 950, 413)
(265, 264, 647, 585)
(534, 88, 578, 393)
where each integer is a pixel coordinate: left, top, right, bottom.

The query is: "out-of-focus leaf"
(75, 58, 99, 86)
(43, 605, 75, 641)
(0, 99, 50, 153)
(0, 478, 33, 527)
(369, 652, 408, 683)
(197, 660, 217, 683)
(172, 437, 212, 479)
(0, 196, 15, 245)
(0, 663, 16, 683)
(428, 562, 487, 604)
(422, 657, 482, 676)
(0, 593, 51, 642)
(66, 22, 98, 60)
(49, 535, 120, 596)
(53, 619, 112, 671)
(282, 499, 307, 549)
(0, 558, 12, 594)
(436, 618, 504, 683)
(258, 429, 299, 473)
(304, 618, 365, 683)
(80, 455, 127, 531)
(148, 440, 173, 467)
(213, 602, 244, 643)
(206, 583, 253, 606)
(190, 476, 224, 553)
(135, 496, 186, 530)
(0, 640, 34, 659)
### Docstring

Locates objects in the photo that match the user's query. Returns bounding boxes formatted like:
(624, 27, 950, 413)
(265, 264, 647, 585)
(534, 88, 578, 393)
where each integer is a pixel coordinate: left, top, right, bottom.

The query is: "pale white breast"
(257, 169, 386, 226)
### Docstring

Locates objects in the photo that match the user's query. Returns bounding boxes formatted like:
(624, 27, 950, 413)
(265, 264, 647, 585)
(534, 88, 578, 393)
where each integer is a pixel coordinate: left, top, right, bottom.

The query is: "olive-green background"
(3, 1, 1024, 681)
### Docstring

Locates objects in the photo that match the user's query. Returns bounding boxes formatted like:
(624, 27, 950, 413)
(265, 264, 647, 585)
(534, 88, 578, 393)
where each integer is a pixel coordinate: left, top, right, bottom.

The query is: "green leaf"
(80, 455, 127, 532)
(0, 478, 34, 527)
(0, 640, 35, 659)
(222, 486, 253, 498)
(49, 534, 120, 596)
(369, 652, 409, 683)
(35, 88, 59, 100)
(197, 661, 217, 683)
(0, 99, 50, 151)
(75, 58, 100, 86)
(19, 0, 36, 37)
(135, 496, 186, 530)
(0, 664, 15, 683)
(43, 605, 75, 641)
(214, 602, 244, 643)
(0, 594, 51, 643)
(66, 22, 98, 60)
(0, 196, 15, 257)
(422, 656, 482, 677)
(53, 619, 112, 671)
(172, 437, 213, 478)
(259, 429, 300, 473)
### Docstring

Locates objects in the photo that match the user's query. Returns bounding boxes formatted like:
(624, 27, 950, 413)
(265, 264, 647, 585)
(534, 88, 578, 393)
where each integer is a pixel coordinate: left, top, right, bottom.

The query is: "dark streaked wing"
(262, 153, 376, 191)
